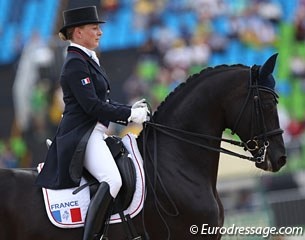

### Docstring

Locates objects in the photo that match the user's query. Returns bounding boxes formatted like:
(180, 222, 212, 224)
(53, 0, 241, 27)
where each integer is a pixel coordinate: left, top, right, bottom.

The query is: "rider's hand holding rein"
(129, 98, 150, 124)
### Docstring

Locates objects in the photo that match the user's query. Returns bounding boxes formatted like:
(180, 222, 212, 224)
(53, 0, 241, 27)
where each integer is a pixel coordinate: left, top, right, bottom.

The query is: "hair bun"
(58, 32, 67, 41)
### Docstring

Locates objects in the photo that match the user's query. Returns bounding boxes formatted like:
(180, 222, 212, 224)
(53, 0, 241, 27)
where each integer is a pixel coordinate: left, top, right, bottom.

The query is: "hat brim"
(59, 20, 106, 35)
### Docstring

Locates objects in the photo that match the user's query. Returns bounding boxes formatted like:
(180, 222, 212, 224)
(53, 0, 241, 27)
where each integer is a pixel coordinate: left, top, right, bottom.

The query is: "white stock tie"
(91, 52, 100, 66)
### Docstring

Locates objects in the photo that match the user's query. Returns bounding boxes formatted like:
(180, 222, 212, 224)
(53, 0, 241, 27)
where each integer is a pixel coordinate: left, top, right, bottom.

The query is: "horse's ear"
(259, 53, 278, 77)
(258, 53, 278, 89)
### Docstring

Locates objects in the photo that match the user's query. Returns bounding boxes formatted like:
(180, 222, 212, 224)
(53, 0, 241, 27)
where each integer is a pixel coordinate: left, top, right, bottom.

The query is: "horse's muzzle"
(274, 155, 287, 171)
(255, 155, 286, 172)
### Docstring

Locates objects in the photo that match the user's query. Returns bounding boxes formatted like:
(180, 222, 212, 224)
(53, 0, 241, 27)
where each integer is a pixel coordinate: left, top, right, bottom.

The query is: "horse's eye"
(262, 101, 275, 111)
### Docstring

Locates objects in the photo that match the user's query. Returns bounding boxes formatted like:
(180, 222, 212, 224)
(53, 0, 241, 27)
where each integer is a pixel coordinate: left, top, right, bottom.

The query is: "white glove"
(128, 107, 149, 124)
(46, 139, 52, 149)
(132, 99, 147, 109)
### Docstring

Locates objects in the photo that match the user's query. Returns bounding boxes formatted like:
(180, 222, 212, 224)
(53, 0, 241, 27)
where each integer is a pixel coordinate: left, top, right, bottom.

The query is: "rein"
(144, 121, 257, 162)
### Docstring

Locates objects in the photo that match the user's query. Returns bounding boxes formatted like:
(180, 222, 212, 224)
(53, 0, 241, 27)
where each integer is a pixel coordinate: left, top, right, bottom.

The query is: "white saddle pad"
(38, 133, 145, 228)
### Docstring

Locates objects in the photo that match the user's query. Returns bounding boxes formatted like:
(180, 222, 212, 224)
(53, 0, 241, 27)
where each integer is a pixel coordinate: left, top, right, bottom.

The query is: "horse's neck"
(137, 119, 223, 188)
(138, 77, 226, 185)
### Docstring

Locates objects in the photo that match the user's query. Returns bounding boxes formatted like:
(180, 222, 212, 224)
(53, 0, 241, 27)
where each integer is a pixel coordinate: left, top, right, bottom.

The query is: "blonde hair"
(58, 27, 76, 41)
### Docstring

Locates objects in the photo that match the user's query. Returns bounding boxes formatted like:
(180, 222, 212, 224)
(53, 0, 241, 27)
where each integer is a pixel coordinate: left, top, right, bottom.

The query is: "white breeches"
(84, 122, 122, 198)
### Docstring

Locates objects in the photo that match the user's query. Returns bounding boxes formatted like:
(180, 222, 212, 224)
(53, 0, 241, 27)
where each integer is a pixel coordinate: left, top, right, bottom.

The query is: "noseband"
(143, 65, 283, 164)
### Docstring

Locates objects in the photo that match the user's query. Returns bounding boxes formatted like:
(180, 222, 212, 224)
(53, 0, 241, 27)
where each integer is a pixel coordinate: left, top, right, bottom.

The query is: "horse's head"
(228, 54, 286, 172)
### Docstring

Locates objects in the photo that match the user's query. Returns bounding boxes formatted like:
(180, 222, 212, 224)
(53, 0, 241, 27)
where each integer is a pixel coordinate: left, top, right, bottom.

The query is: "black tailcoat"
(35, 46, 131, 189)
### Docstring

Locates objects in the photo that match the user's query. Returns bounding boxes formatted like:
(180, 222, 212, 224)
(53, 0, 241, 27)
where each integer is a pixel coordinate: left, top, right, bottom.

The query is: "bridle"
(230, 65, 283, 163)
(143, 65, 283, 164)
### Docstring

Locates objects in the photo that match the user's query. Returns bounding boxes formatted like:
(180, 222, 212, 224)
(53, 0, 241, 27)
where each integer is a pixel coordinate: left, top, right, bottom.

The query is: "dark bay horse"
(0, 54, 286, 240)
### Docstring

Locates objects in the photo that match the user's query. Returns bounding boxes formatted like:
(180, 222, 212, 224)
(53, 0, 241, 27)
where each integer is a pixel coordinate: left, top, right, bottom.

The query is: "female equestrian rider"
(35, 6, 149, 240)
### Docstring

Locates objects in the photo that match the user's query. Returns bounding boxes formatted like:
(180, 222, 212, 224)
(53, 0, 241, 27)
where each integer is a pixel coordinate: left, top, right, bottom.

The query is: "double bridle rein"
(143, 65, 283, 164)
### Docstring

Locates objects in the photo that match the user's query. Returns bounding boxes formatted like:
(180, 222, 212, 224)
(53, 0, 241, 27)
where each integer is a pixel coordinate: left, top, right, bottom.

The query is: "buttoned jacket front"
(36, 46, 131, 189)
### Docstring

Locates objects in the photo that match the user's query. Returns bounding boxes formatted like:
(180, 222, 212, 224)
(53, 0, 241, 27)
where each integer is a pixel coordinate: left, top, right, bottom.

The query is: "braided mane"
(151, 64, 247, 120)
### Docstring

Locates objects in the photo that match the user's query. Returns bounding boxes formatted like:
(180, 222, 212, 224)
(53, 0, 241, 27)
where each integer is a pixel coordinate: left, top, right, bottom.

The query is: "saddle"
(42, 134, 143, 239)
(84, 136, 137, 214)
(46, 135, 137, 214)
(107, 136, 137, 213)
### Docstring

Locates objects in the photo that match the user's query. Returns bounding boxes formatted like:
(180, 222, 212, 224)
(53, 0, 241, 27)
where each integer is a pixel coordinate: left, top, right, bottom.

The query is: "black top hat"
(59, 6, 105, 38)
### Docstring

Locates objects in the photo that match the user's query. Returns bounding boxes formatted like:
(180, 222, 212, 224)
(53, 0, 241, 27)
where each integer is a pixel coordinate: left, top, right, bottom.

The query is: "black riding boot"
(83, 182, 113, 240)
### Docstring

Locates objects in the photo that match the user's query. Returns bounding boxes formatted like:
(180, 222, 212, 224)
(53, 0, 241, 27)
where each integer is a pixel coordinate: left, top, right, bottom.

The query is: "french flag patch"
(51, 207, 83, 223)
(81, 77, 91, 85)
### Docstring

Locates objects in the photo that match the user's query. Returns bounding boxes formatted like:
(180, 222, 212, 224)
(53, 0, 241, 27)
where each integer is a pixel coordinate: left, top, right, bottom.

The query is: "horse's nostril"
(278, 155, 287, 167)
